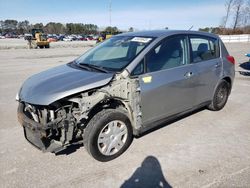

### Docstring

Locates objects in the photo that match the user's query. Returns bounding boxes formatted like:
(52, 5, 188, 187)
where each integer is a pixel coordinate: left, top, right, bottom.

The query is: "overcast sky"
(0, 0, 226, 30)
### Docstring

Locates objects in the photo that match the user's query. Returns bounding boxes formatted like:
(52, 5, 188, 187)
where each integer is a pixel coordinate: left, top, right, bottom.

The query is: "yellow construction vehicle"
(96, 31, 121, 43)
(96, 34, 110, 43)
(25, 29, 50, 49)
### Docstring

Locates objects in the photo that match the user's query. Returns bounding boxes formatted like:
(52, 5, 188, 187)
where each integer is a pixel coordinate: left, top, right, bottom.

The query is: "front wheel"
(208, 80, 230, 111)
(83, 108, 133, 162)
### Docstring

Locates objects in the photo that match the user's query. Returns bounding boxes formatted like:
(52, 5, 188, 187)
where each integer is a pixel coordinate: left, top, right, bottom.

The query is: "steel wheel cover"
(97, 120, 128, 156)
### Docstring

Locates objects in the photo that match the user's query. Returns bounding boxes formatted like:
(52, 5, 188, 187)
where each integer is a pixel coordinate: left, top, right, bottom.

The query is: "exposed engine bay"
(18, 75, 142, 153)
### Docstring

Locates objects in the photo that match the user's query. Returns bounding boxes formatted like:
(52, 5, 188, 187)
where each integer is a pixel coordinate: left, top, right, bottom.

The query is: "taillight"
(227, 55, 235, 65)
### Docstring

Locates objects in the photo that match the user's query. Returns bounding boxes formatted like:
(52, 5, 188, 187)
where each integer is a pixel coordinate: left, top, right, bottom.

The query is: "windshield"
(75, 36, 153, 72)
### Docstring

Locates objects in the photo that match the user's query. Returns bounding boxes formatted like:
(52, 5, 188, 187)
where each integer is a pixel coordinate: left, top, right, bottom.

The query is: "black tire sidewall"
(86, 109, 133, 162)
(212, 80, 230, 110)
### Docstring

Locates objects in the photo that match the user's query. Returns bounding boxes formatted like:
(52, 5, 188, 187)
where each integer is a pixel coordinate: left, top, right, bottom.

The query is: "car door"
(188, 35, 222, 105)
(138, 35, 198, 125)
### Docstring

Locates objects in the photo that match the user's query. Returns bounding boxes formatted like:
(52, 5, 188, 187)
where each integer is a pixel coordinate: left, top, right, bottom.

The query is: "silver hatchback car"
(17, 30, 235, 161)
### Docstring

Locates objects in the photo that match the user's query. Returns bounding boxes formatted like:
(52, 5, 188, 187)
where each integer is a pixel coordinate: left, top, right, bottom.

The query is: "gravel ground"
(0, 38, 96, 49)
(0, 42, 249, 188)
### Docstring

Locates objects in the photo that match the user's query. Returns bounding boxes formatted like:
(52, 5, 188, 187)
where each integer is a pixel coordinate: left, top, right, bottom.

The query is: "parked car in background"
(78, 35, 88, 41)
(0, 35, 5, 39)
(4, 33, 18, 38)
(57, 35, 65, 41)
(92, 35, 99, 40)
(86, 35, 94, 40)
(16, 30, 235, 162)
(63, 36, 73, 41)
(47, 36, 58, 42)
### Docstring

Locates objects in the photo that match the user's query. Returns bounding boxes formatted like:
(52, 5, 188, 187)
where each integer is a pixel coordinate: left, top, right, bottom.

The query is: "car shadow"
(55, 107, 206, 155)
(136, 107, 205, 138)
(55, 143, 83, 156)
(120, 156, 172, 188)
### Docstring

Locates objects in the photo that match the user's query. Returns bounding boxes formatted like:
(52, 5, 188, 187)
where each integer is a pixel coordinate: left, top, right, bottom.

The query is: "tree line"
(199, 0, 250, 34)
(0, 20, 101, 35)
(1, 0, 249, 36)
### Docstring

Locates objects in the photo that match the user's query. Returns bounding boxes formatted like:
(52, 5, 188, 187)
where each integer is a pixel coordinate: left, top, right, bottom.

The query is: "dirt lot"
(0, 41, 250, 188)
(0, 38, 96, 49)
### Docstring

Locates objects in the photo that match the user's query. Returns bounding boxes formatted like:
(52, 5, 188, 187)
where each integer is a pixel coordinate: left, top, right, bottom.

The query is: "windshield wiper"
(75, 63, 92, 71)
(78, 63, 109, 73)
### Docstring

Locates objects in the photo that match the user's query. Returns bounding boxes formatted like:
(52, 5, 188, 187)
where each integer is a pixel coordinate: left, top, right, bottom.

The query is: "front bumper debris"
(17, 103, 65, 153)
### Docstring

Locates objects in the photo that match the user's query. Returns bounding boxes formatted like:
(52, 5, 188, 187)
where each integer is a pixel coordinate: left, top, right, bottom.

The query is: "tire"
(83, 108, 133, 162)
(45, 44, 50, 48)
(39, 45, 44, 49)
(208, 80, 230, 111)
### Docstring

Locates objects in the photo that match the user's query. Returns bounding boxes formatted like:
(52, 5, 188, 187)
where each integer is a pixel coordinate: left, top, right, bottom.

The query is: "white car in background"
(63, 36, 73, 41)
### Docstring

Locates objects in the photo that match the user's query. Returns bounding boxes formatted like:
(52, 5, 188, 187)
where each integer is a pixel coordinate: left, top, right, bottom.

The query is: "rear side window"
(190, 36, 220, 63)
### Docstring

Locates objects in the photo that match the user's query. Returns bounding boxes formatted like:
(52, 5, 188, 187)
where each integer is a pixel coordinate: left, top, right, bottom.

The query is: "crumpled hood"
(19, 64, 114, 105)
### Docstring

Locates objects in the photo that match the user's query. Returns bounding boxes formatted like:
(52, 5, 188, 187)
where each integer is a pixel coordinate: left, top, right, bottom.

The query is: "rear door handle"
(184, 72, 193, 78)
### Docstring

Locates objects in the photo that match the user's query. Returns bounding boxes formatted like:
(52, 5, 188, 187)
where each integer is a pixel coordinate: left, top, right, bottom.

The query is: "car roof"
(117, 30, 219, 39)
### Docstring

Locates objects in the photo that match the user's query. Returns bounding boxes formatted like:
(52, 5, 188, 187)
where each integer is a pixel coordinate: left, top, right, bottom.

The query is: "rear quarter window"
(189, 36, 220, 63)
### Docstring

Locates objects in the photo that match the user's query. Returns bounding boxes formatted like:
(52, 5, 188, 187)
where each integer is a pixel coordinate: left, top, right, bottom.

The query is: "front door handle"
(184, 72, 193, 78)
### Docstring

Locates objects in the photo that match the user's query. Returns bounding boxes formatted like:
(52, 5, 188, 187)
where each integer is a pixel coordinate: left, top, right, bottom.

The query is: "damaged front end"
(17, 73, 142, 153)
(18, 101, 81, 153)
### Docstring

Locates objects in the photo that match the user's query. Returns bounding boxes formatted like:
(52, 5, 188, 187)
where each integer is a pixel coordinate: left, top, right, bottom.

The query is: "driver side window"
(145, 36, 187, 73)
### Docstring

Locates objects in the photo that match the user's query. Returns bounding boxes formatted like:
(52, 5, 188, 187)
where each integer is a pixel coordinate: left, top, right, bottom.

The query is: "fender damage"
(17, 71, 142, 153)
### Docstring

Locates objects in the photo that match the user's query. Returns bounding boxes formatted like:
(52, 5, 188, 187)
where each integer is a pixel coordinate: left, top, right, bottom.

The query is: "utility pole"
(109, 0, 112, 27)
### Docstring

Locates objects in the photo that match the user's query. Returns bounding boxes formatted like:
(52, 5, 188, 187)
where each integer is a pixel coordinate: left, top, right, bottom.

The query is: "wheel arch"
(83, 106, 134, 162)
(222, 76, 232, 93)
(222, 76, 231, 86)
(208, 77, 231, 111)
(85, 97, 134, 129)
(210, 77, 232, 104)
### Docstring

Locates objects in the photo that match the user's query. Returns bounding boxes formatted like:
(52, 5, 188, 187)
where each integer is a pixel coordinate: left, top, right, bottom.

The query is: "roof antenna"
(188, 26, 193, 30)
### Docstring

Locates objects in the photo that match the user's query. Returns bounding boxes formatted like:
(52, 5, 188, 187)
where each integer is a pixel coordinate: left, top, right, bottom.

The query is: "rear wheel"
(208, 80, 230, 111)
(83, 108, 133, 162)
